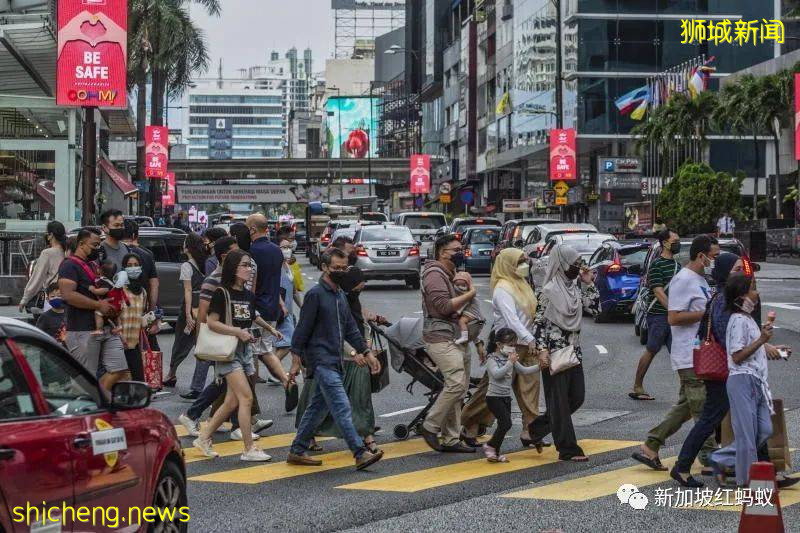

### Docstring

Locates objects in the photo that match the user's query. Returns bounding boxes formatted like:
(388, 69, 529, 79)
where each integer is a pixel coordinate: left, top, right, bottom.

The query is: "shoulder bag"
(369, 325, 390, 393)
(548, 344, 580, 375)
(195, 287, 239, 362)
(693, 295, 728, 381)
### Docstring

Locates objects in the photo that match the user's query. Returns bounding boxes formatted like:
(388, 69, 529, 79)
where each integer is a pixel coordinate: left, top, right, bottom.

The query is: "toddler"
(452, 272, 483, 345)
(89, 260, 129, 333)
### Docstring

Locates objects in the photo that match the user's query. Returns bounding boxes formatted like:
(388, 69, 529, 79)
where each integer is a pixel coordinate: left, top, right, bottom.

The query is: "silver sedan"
(353, 225, 421, 289)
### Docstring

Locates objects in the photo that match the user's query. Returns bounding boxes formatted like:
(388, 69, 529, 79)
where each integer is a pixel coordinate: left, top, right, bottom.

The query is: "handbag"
(140, 329, 163, 390)
(692, 310, 729, 381)
(369, 327, 390, 393)
(195, 288, 239, 362)
(548, 344, 580, 375)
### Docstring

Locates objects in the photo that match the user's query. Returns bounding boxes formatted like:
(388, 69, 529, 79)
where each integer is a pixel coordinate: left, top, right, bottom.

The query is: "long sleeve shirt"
(21, 247, 64, 305)
(492, 287, 534, 345)
(291, 277, 368, 374)
(532, 284, 600, 359)
(486, 354, 540, 397)
(421, 261, 461, 343)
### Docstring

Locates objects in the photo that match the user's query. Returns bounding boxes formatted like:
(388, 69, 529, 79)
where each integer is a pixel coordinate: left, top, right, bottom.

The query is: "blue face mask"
(48, 297, 64, 309)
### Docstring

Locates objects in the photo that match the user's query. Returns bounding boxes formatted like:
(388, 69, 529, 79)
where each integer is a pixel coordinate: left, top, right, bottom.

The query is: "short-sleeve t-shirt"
(668, 267, 710, 371)
(58, 258, 97, 331)
(647, 257, 680, 315)
(726, 312, 768, 380)
(100, 240, 130, 270)
(208, 287, 255, 330)
(199, 267, 222, 303)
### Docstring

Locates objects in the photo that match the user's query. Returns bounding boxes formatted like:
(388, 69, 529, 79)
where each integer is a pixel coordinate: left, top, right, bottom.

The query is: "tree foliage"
(657, 162, 743, 235)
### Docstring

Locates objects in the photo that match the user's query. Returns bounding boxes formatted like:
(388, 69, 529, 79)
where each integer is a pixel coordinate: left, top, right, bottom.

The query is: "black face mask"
(565, 265, 580, 280)
(669, 242, 681, 255)
(338, 266, 364, 293)
(449, 252, 465, 268)
(86, 247, 100, 262)
(108, 228, 125, 240)
(329, 270, 348, 286)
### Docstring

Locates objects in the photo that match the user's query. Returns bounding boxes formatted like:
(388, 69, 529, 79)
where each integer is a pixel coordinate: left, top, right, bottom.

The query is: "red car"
(0, 318, 186, 532)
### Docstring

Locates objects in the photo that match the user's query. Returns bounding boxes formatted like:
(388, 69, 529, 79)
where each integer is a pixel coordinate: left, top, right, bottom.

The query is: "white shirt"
(717, 216, 735, 234)
(667, 267, 710, 371)
(726, 313, 768, 380)
(492, 287, 534, 345)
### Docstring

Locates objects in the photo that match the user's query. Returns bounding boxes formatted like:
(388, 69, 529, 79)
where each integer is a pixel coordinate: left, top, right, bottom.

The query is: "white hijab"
(541, 244, 582, 332)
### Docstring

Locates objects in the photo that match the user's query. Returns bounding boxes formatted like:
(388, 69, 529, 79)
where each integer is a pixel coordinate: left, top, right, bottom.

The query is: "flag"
(615, 85, 650, 115)
(688, 57, 716, 100)
(630, 97, 649, 120)
(496, 91, 511, 115)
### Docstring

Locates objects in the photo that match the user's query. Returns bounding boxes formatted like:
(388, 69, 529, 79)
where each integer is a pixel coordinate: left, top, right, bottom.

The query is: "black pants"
(676, 380, 729, 472)
(169, 312, 195, 376)
(124, 347, 144, 382)
(530, 364, 586, 459)
(486, 396, 512, 452)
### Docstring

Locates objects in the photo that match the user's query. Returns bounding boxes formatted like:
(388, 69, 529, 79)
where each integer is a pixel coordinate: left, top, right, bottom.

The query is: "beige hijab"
(490, 248, 537, 317)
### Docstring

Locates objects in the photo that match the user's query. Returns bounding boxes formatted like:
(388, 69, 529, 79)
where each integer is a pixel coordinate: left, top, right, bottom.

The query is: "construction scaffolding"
(374, 79, 420, 158)
(332, 0, 405, 59)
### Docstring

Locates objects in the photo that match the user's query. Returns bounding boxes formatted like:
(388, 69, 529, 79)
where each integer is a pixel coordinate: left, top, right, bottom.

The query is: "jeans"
(675, 380, 729, 472)
(530, 364, 586, 459)
(190, 359, 213, 393)
(726, 373, 773, 486)
(291, 365, 366, 459)
(645, 313, 672, 355)
(187, 378, 224, 421)
(486, 396, 512, 452)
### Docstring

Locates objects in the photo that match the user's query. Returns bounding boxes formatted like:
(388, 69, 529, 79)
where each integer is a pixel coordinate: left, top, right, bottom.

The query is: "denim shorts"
(215, 342, 254, 377)
(646, 313, 672, 355)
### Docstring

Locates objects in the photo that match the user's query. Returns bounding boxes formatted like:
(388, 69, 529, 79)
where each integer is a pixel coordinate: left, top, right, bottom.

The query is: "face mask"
(337, 267, 364, 293)
(669, 242, 681, 255)
(515, 263, 530, 279)
(500, 345, 516, 356)
(565, 265, 580, 280)
(108, 228, 125, 240)
(125, 266, 143, 280)
(329, 270, 348, 287)
(291, 241, 298, 251)
(48, 297, 64, 309)
(703, 255, 715, 276)
(449, 252, 465, 268)
(86, 247, 100, 262)
(738, 296, 756, 314)
(281, 248, 293, 261)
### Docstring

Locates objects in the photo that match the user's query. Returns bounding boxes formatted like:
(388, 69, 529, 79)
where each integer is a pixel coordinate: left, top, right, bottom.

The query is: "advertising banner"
(410, 154, 431, 194)
(549, 128, 577, 181)
(57, 0, 127, 107)
(795, 73, 800, 161)
(326, 97, 379, 158)
(161, 172, 175, 207)
(176, 184, 372, 204)
(145, 126, 169, 178)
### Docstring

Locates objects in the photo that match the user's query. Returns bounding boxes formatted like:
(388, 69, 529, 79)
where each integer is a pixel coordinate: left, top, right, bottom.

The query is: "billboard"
(162, 172, 175, 207)
(208, 118, 233, 160)
(326, 97, 379, 158)
(57, 0, 127, 107)
(145, 126, 169, 178)
(410, 154, 431, 194)
(549, 128, 577, 182)
(177, 184, 372, 204)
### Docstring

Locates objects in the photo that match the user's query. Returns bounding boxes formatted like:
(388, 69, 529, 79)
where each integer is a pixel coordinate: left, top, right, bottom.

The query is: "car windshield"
(620, 248, 648, 267)
(455, 219, 500, 232)
(468, 229, 499, 244)
(360, 226, 414, 242)
(332, 229, 356, 241)
(403, 214, 446, 230)
(517, 224, 549, 241)
(361, 213, 388, 222)
(556, 235, 609, 255)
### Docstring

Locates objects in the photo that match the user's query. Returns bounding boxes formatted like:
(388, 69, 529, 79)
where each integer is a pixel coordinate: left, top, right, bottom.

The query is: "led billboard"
(326, 96, 379, 158)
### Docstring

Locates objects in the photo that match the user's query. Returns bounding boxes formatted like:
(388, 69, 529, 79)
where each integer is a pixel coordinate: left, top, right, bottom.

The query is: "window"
(139, 236, 185, 262)
(619, 248, 648, 268)
(401, 214, 447, 230)
(467, 229, 499, 244)
(358, 226, 414, 243)
(14, 340, 102, 416)
(0, 344, 37, 420)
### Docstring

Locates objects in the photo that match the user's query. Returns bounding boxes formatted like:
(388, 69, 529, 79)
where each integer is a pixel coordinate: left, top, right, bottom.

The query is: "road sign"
(555, 196, 568, 206)
(553, 181, 569, 197)
(439, 182, 452, 195)
(415, 196, 424, 208)
(543, 189, 556, 206)
(460, 189, 474, 205)
(440, 194, 452, 204)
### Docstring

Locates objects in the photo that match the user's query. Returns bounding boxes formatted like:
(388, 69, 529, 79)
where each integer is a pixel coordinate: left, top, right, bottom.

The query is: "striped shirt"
(199, 266, 223, 303)
(646, 257, 680, 315)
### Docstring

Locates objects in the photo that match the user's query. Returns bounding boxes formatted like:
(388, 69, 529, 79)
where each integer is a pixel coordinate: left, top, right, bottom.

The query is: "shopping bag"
(369, 326, 390, 393)
(720, 398, 791, 471)
(140, 330, 163, 391)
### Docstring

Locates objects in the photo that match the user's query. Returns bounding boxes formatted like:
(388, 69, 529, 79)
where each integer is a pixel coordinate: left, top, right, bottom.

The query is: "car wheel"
(639, 325, 648, 345)
(406, 275, 420, 290)
(151, 460, 187, 533)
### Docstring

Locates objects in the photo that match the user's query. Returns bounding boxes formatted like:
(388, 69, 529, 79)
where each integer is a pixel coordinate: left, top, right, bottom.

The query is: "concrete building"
(325, 58, 376, 96)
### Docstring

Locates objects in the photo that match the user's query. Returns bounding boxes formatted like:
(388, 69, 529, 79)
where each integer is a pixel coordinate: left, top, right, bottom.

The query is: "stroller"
(371, 317, 483, 441)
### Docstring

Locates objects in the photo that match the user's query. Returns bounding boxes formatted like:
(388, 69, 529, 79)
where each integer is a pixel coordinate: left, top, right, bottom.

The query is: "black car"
(492, 217, 560, 264)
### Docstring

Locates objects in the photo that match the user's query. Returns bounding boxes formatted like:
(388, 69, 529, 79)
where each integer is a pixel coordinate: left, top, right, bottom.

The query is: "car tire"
(639, 325, 648, 345)
(406, 275, 420, 290)
(151, 460, 188, 533)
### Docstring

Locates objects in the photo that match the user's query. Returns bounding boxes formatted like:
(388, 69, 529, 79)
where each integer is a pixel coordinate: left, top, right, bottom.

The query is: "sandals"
(631, 451, 668, 471)
(560, 455, 589, 462)
(628, 391, 655, 401)
(364, 439, 380, 454)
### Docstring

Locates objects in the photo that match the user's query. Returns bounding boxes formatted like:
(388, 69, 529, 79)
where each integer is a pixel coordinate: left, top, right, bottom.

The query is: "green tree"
(656, 162, 743, 235)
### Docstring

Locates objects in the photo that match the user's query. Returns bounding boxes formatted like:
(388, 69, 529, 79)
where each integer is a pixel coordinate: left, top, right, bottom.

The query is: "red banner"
(549, 128, 577, 181)
(162, 172, 175, 207)
(795, 74, 800, 161)
(145, 126, 169, 178)
(410, 154, 431, 194)
(56, 0, 127, 108)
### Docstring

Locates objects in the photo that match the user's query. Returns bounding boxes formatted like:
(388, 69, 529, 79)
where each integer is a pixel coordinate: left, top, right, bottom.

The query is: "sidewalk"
(758, 261, 800, 280)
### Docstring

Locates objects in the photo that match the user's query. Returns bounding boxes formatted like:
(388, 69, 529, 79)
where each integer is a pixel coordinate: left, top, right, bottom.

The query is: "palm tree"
(755, 73, 793, 218)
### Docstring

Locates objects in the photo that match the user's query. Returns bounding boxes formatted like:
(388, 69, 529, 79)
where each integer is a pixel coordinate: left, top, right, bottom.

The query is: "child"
(36, 282, 66, 346)
(453, 272, 483, 345)
(89, 260, 129, 333)
(483, 327, 540, 463)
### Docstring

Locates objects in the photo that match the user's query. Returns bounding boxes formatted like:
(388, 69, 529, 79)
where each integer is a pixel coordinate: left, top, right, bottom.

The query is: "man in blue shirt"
(287, 248, 384, 470)
(246, 213, 284, 322)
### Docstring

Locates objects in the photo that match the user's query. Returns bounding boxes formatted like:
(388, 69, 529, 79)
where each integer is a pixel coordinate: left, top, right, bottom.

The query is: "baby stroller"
(372, 317, 484, 440)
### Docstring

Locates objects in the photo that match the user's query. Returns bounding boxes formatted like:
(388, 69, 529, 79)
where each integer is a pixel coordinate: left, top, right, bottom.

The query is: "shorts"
(216, 342, 255, 377)
(273, 314, 295, 349)
(66, 330, 128, 375)
(645, 313, 672, 355)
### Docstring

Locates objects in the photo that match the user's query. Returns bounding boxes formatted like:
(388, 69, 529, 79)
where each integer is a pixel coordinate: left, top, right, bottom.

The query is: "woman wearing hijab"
(528, 244, 599, 461)
(461, 248, 542, 447)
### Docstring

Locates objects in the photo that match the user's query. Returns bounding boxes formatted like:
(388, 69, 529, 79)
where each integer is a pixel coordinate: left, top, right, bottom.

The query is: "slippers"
(632, 452, 668, 471)
(628, 392, 655, 401)
(561, 455, 589, 462)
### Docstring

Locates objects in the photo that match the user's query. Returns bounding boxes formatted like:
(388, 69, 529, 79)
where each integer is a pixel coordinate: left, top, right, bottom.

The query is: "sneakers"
(252, 418, 273, 433)
(266, 375, 282, 386)
(192, 436, 218, 458)
(287, 452, 322, 466)
(355, 449, 384, 470)
(179, 390, 200, 400)
(240, 447, 272, 462)
(178, 414, 200, 437)
(454, 331, 469, 345)
(229, 428, 260, 441)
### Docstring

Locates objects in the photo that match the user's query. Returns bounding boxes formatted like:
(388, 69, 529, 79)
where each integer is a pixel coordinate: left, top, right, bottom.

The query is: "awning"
(98, 157, 137, 197)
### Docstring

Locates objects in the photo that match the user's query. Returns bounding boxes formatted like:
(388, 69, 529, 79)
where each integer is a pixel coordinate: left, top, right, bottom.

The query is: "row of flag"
(614, 56, 716, 121)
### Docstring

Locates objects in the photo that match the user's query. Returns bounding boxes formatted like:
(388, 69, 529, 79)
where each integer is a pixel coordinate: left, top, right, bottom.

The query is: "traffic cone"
(739, 461, 784, 533)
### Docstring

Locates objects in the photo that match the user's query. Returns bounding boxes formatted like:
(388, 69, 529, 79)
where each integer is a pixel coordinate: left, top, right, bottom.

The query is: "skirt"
(294, 360, 376, 438)
(272, 314, 295, 349)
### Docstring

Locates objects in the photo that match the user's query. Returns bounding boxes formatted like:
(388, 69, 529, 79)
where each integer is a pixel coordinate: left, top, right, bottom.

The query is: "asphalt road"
(146, 257, 800, 532)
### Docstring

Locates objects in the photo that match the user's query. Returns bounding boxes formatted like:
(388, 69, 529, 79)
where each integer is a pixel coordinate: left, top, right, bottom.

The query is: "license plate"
(377, 250, 399, 257)
(479, 250, 491, 256)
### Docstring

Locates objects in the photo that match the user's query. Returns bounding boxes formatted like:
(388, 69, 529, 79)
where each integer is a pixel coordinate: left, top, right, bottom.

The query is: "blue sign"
(603, 160, 615, 172)
(415, 196, 424, 208)
(460, 189, 474, 204)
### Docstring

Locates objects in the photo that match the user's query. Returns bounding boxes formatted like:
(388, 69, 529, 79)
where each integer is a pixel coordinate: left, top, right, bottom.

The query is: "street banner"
(176, 184, 372, 204)
(162, 172, 175, 207)
(57, 0, 127, 107)
(145, 126, 169, 178)
(410, 154, 431, 194)
(549, 128, 577, 181)
(795, 74, 800, 160)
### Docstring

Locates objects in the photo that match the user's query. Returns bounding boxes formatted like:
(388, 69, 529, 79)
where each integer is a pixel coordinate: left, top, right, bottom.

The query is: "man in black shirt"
(59, 228, 130, 391)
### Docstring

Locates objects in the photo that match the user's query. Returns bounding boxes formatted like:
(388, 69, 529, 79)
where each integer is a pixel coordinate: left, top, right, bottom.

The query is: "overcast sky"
(190, 0, 335, 77)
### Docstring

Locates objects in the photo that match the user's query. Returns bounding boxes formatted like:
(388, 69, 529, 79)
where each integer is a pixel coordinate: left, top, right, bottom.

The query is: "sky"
(190, 0, 335, 77)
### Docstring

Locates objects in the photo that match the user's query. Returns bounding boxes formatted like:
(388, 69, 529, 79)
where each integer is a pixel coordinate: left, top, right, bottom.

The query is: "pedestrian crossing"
(177, 425, 800, 512)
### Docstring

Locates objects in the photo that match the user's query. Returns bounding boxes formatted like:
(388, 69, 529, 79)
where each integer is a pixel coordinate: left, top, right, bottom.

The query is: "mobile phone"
(249, 328, 262, 339)
(778, 349, 789, 359)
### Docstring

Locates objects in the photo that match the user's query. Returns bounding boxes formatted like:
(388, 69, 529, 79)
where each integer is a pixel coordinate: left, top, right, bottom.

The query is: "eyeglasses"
(238, 263, 253, 270)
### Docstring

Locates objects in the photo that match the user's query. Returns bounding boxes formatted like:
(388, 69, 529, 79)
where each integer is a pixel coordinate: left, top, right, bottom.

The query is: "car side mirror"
(513, 239, 524, 248)
(111, 381, 151, 410)
(628, 264, 642, 275)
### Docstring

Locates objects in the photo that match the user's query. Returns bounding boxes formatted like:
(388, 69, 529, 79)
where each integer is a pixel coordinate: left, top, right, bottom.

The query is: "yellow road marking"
(189, 438, 432, 484)
(338, 439, 638, 493)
